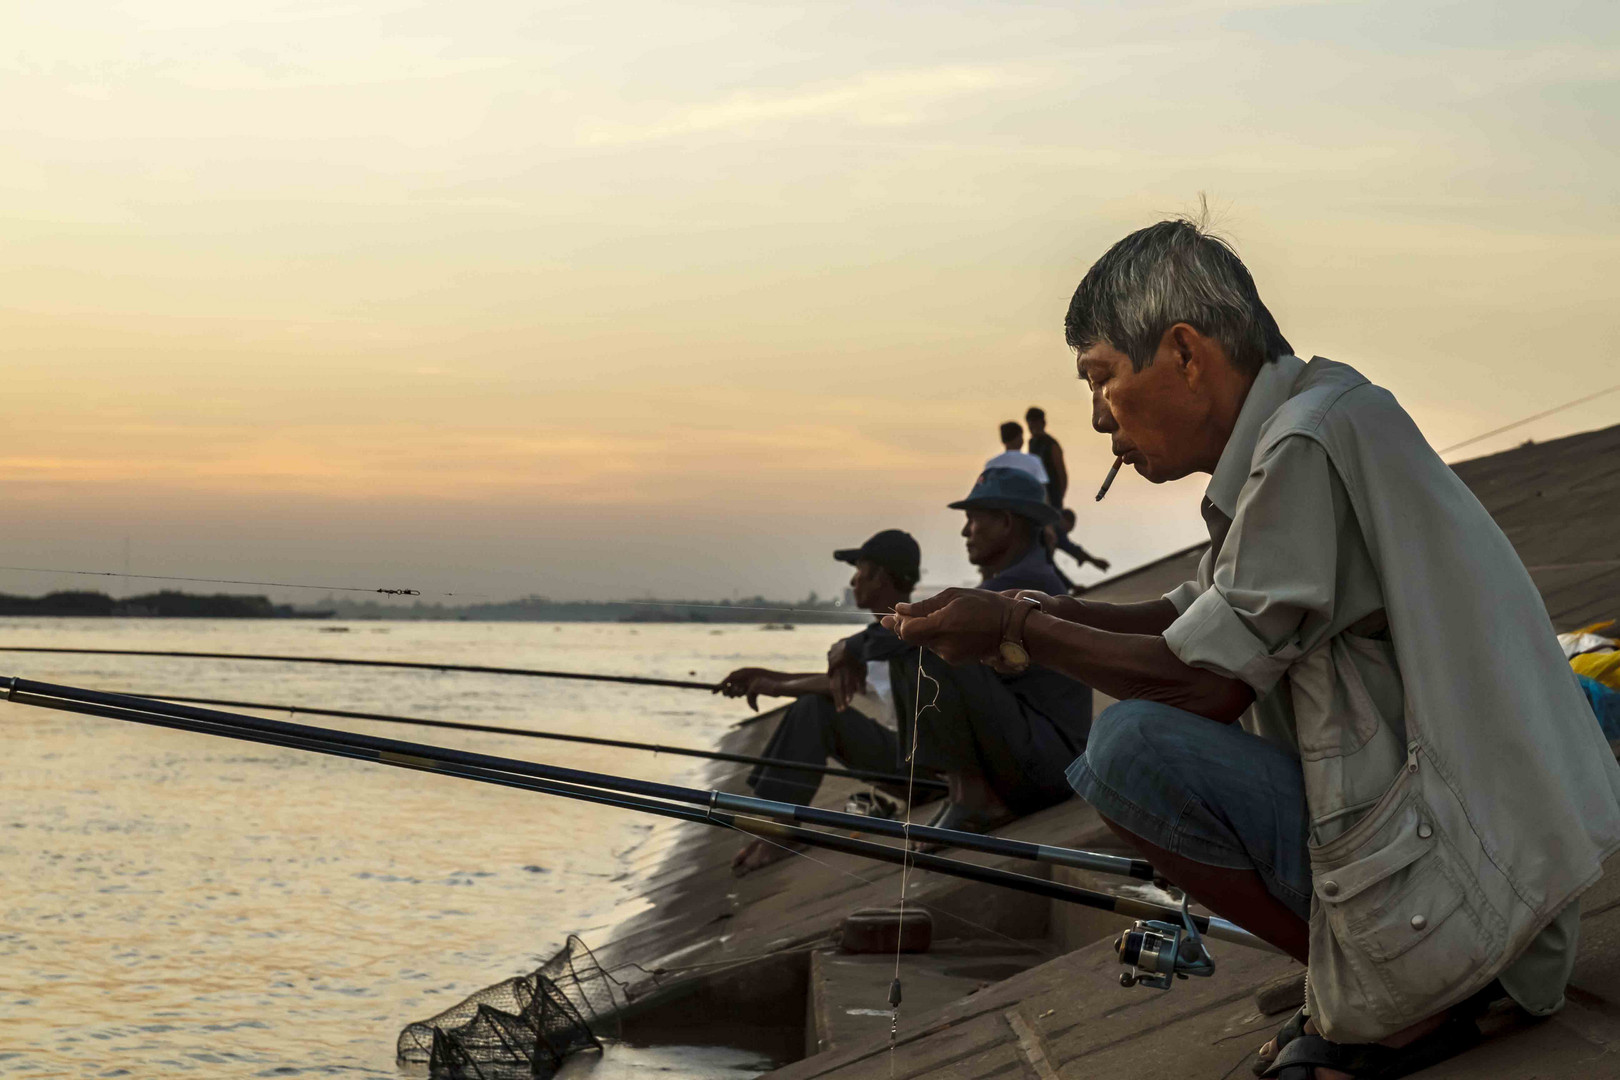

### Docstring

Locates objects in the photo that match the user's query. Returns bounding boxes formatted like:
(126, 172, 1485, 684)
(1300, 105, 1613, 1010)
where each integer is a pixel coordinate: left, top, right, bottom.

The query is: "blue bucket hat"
(948, 467, 1059, 527)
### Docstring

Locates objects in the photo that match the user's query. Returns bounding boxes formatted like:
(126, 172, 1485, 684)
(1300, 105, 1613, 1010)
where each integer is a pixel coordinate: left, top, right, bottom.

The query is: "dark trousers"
(746, 694, 901, 805)
(890, 654, 1084, 816)
(746, 659, 1086, 815)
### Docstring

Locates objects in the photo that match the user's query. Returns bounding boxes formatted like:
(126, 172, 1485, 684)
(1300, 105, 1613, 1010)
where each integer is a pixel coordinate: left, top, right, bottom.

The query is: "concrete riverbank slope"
(586, 422, 1620, 1078)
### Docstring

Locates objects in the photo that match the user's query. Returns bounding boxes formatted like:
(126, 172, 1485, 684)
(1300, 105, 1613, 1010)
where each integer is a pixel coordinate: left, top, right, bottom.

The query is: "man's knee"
(1081, 699, 1164, 794)
(782, 693, 838, 727)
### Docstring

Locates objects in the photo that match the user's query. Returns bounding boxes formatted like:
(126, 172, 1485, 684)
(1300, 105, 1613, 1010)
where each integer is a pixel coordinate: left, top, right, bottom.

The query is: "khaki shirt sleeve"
(1163, 436, 1343, 694)
(1163, 578, 1204, 613)
(1162, 543, 1215, 612)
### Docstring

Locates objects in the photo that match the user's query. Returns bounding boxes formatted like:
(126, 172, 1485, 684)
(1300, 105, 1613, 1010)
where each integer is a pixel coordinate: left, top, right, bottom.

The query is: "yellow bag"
(1573, 650, 1620, 692)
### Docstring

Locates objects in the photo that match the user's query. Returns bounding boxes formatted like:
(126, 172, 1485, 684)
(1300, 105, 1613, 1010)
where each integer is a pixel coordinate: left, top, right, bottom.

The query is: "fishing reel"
(1114, 895, 1215, 991)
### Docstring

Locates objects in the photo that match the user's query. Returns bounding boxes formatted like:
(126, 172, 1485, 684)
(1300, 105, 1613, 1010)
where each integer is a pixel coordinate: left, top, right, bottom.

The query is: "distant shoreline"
(0, 590, 862, 624)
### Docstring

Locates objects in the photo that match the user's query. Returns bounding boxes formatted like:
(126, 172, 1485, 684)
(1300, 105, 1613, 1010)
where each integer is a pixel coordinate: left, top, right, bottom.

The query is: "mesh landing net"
(398, 935, 630, 1079)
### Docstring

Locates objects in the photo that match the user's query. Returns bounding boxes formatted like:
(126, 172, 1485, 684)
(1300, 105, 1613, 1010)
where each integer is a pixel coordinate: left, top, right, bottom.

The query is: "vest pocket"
(1306, 767, 1499, 1040)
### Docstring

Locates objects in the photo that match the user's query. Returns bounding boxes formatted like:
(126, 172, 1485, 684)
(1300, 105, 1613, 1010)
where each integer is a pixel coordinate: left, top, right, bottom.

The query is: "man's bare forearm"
(1023, 612, 1253, 723)
(773, 673, 834, 697)
(1040, 596, 1181, 636)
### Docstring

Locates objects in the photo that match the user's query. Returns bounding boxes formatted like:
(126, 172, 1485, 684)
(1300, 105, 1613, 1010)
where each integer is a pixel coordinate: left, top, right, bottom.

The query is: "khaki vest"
(1259, 359, 1620, 1041)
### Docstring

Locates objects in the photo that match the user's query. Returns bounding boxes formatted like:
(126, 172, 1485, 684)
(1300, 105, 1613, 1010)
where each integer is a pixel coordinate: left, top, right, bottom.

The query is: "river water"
(0, 618, 836, 1078)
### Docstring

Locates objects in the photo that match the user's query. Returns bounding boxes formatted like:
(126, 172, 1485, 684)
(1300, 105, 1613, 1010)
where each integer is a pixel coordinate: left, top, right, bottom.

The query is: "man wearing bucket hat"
(949, 467, 1066, 594)
(862, 467, 1091, 835)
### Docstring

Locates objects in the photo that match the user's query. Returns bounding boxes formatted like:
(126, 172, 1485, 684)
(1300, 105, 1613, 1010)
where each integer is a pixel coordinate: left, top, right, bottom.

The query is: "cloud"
(578, 65, 1027, 146)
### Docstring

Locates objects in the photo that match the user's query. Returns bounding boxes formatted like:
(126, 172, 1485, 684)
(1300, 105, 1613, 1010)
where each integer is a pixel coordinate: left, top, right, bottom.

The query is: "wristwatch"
(996, 594, 1044, 674)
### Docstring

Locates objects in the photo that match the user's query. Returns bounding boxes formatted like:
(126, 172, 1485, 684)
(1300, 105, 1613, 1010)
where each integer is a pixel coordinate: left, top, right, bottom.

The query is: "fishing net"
(397, 935, 629, 1079)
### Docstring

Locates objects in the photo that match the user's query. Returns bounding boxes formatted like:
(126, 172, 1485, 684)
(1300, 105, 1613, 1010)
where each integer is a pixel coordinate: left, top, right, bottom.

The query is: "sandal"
(1252, 1007, 1309, 1076)
(1260, 1014, 1481, 1080)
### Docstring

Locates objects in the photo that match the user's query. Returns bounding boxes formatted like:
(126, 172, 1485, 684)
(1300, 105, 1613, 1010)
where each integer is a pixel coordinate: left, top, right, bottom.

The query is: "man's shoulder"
(1259, 357, 1392, 448)
(985, 553, 1067, 594)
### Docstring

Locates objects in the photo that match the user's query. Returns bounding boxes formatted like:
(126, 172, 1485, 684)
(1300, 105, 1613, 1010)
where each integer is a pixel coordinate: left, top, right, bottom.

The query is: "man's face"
(848, 559, 888, 609)
(1026, 415, 1044, 437)
(1077, 334, 1214, 483)
(961, 509, 1016, 567)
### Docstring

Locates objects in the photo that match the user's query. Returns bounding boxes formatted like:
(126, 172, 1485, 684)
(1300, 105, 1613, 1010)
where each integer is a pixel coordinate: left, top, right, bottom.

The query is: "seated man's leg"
(736, 696, 899, 875)
(747, 694, 899, 805)
(893, 654, 1082, 818)
(1066, 698, 1311, 961)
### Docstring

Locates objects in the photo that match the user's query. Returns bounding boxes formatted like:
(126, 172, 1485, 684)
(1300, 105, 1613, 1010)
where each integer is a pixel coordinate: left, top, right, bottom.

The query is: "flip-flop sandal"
(1260, 1014, 1481, 1080)
(1252, 1007, 1309, 1076)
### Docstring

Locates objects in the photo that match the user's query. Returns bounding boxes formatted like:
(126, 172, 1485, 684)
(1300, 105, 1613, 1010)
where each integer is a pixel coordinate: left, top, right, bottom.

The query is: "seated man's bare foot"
(730, 838, 804, 877)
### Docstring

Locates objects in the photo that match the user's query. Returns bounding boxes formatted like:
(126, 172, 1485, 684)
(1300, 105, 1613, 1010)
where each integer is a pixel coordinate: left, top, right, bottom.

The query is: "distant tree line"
(304, 592, 856, 624)
(0, 590, 322, 618)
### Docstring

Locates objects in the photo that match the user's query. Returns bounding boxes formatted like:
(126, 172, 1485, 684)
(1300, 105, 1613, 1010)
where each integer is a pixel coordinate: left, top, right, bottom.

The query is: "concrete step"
(806, 942, 1044, 1057)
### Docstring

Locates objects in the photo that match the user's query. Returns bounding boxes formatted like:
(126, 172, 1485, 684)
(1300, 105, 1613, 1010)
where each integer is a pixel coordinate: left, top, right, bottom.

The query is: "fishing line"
(103, 690, 947, 792)
(889, 649, 942, 1077)
(713, 819, 1057, 962)
(0, 646, 721, 691)
(1438, 380, 1620, 456)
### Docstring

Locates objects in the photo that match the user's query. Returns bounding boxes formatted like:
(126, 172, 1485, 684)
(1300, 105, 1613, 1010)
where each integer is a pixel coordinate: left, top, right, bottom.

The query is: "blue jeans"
(1066, 699, 1313, 922)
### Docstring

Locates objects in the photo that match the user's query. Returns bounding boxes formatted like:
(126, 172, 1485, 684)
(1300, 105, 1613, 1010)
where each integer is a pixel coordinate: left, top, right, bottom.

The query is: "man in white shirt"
(984, 421, 1049, 486)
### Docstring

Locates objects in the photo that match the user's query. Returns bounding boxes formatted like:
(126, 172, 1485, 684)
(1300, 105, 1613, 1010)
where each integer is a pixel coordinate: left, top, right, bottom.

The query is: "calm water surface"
(0, 619, 835, 1077)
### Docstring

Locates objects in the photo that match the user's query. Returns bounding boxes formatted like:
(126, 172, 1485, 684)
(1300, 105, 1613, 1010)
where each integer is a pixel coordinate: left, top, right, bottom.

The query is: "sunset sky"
(3, 0, 1617, 604)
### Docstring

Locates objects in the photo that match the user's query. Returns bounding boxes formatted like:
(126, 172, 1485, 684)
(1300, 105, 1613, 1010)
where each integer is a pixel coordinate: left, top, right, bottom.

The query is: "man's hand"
(715, 667, 783, 711)
(826, 639, 866, 712)
(1090, 556, 1111, 572)
(882, 588, 1014, 665)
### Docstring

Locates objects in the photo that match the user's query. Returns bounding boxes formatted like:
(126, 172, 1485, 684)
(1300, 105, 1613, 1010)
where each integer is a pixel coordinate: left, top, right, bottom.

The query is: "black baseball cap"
(834, 529, 921, 587)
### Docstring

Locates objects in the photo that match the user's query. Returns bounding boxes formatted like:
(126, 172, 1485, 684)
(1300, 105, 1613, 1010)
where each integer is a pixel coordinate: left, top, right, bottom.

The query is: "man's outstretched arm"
(715, 667, 833, 711)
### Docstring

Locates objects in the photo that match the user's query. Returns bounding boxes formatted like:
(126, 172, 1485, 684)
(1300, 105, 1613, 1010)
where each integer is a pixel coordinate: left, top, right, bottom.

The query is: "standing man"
(885, 218, 1620, 1079)
(985, 421, 1050, 486)
(1025, 406, 1068, 508)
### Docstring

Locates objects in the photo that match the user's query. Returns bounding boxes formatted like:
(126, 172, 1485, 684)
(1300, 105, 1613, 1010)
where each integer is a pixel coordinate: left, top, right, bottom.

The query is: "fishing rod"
(104, 690, 948, 793)
(0, 646, 718, 691)
(0, 677, 1268, 955)
(4, 677, 1152, 881)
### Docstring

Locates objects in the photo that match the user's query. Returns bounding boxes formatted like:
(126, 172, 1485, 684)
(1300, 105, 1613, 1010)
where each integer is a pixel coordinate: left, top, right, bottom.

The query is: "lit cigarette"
(1095, 456, 1123, 502)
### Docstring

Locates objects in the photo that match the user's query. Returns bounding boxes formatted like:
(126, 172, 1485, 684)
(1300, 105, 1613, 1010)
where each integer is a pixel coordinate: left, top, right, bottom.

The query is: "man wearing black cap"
(717, 529, 921, 873)
(869, 467, 1092, 834)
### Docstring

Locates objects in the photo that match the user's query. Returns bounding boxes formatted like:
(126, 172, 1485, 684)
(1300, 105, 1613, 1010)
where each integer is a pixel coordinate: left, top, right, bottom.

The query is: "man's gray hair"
(1064, 217, 1292, 375)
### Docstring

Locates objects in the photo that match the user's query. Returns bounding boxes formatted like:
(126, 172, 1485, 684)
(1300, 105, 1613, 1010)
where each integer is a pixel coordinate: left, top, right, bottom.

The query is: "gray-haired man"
(885, 217, 1620, 1079)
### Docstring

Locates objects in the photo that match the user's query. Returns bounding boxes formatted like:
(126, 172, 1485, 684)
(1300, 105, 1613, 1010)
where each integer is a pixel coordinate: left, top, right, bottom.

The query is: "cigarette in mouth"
(1095, 456, 1123, 502)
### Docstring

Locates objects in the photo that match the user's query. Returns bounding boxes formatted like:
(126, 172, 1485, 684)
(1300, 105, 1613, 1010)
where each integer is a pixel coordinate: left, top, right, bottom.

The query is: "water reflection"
(0, 619, 830, 1076)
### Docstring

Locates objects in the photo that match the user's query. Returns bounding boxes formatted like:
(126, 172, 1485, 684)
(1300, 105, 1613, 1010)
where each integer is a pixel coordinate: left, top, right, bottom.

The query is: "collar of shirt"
(982, 541, 1065, 594)
(1202, 354, 1308, 524)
